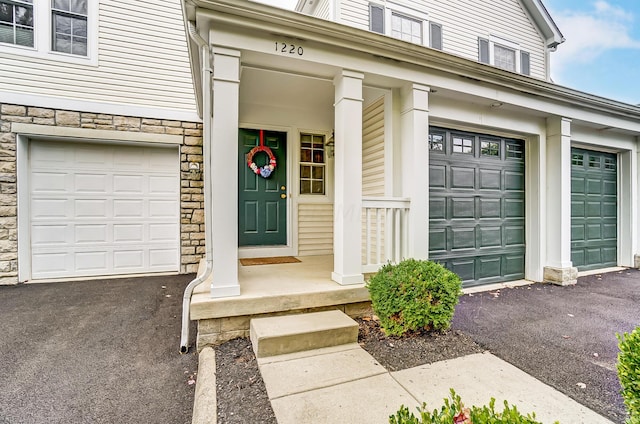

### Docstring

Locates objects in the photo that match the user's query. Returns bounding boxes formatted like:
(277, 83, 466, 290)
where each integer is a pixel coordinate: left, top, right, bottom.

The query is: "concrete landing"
(250, 310, 359, 358)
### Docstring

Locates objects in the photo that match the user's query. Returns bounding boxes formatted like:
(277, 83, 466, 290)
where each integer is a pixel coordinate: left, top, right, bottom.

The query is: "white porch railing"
(362, 197, 411, 273)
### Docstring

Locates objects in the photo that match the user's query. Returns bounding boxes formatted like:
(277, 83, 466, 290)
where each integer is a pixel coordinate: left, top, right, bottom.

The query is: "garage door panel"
(114, 250, 144, 269)
(150, 175, 179, 194)
(114, 224, 144, 242)
(602, 247, 617, 263)
(451, 197, 475, 219)
(32, 199, 67, 218)
(571, 224, 585, 242)
(602, 201, 616, 217)
(571, 201, 585, 217)
(429, 165, 446, 188)
(114, 200, 144, 218)
(587, 179, 602, 195)
(29, 141, 179, 279)
(429, 128, 525, 287)
(32, 172, 67, 192)
(76, 174, 108, 193)
(504, 199, 524, 217)
(75, 199, 108, 218)
(478, 257, 501, 279)
(479, 169, 500, 190)
(75, 251, 108, 271)
(32, 252, 69, 274)
(429, 198, 446, 220)
(449, 259, 475, 281)
(571, 176, 585, 194)
(149, 249, 179, 268)
(428, 228, 447, 252)
(451, 227, 476, 250)
(451, 166, 475, 189)
(603, 181, 616, 195)
(32, 224, 68, 245)
(479, 226, 501, 247)
(586, 224, 602, 241)
(504, 225, 525, 246)
(603, 223, 617, 239)
(149, 223, 178, 241)
(479, 198, 500, 218)
(113, 175, 144, 193)
(75, 224, 108, 243)
(504, 171, 524, 191)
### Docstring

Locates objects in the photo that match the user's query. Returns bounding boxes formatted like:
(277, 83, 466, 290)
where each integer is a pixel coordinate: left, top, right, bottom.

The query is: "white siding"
(0, 0, 196, 116)
(316, 0, 331, 19)
(338, 0, 547, 79)
(362, 96, 385, 196)
(361, 96, 385, 262)
(298, 203, 334, 255)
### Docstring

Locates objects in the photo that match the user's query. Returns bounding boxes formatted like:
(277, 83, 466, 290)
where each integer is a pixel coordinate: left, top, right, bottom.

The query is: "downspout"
(180, 20, 213, 354)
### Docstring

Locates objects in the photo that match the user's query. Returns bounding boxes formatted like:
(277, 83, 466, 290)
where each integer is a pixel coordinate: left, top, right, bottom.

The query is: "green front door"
(571, 148, 617, 270)
(428, 127, 526, 287)
(238, 129, 287, 246)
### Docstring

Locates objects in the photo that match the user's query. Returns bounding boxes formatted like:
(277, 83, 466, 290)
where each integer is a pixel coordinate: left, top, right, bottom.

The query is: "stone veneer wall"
(0, 103, 204, 284)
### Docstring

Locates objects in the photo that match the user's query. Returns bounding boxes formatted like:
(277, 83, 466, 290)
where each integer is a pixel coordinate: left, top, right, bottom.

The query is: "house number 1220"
(275, 42, 304, 56)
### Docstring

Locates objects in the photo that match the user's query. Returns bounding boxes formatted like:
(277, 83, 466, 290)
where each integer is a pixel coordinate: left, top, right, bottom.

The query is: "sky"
(254, 0, 640, 105)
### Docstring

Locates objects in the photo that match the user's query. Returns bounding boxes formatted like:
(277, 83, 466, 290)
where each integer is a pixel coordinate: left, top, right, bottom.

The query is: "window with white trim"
(478, 36, 530, 75)
(0, 0, 96, 64)
(52, 0, 87, 56)
(300, 133, 326, 195)
(391, 12, 421, 44)
(369, 2, 441, 49)
(0, 0, 34, 47)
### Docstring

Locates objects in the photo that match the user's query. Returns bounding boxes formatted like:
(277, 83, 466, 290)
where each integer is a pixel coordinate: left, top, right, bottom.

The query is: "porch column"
(543, 116, 577, 285)
(400, 83, 430, 259)
(332, 70, 364, 285)
(210, 47, 241, 297)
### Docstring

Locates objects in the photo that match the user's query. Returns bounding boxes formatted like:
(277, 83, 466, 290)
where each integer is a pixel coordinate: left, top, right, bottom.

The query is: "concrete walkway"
(195, 342, 613, 424)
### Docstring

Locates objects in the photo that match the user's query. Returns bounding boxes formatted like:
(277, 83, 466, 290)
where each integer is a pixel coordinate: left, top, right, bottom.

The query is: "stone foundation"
(635, 255, 640, 269)
(196, 301, 372, 352)
(0, 103, 204, 284)
(543, 266, 578, 286)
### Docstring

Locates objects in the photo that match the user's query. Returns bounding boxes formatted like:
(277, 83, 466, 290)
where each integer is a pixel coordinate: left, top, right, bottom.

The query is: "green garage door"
(571, 148, 617, 270)
(429, 128, 526, 287)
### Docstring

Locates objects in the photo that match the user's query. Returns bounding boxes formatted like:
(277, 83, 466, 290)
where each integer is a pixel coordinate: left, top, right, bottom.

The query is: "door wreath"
(247, 129, 277, 178)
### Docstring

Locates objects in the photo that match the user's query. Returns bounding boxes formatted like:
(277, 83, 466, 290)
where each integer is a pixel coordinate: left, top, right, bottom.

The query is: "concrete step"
(250, 310, 359, 358)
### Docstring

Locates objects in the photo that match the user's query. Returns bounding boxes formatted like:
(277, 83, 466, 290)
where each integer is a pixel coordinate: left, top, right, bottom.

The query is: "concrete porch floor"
(190, 255, 372, 350)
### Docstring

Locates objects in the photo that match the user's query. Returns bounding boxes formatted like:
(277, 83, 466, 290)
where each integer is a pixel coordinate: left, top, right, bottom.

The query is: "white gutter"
(180, 20, 213, 354)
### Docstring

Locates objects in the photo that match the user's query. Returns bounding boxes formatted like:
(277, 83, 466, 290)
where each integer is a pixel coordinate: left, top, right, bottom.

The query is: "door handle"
(281, 186, 286, 191)
(280, 193, 286, 199)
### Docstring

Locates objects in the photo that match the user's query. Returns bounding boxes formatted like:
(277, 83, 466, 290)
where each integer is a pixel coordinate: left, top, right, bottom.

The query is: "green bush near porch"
(367, 259, 462, 337)
(618, 326, 640, 423)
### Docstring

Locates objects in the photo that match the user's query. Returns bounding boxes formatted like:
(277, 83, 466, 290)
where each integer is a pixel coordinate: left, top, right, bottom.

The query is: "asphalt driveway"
(0, 274, 198, 424)
(453, 268, 640, 423)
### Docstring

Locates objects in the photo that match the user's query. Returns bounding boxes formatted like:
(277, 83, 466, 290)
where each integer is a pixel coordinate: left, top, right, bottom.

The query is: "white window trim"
(488, 35, 521, 73)
(370, 1, 430, 46)
(0, 0, 98, 66)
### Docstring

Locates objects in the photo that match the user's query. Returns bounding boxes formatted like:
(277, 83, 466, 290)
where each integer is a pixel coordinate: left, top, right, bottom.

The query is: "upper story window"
(391, 12, 421, 44)
(478, 35, 530, 76)
(0, 0, 34, 47)
(52, 0, 87, 56)
(0, 0, 96, 64)
(369, 2, 442, 50)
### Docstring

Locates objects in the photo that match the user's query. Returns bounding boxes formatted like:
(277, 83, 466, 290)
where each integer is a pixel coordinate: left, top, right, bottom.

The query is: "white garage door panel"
(29, 141, 180, 279)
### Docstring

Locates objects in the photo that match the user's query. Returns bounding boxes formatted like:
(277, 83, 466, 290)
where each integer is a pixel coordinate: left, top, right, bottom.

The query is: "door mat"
(240, 256, 301, 266)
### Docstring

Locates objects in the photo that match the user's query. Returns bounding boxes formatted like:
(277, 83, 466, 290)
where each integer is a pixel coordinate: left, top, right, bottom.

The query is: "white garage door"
(29, 141, 180, 279)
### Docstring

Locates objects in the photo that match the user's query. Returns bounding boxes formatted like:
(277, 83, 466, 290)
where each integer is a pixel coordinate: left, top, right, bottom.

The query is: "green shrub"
(389, 389, 558, 424)
(618, 327, 640, 423)
(367, 259, 462, 337)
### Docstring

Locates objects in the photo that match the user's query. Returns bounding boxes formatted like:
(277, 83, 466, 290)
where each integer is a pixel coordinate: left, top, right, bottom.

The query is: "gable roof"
(295, 0, 564, 49)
